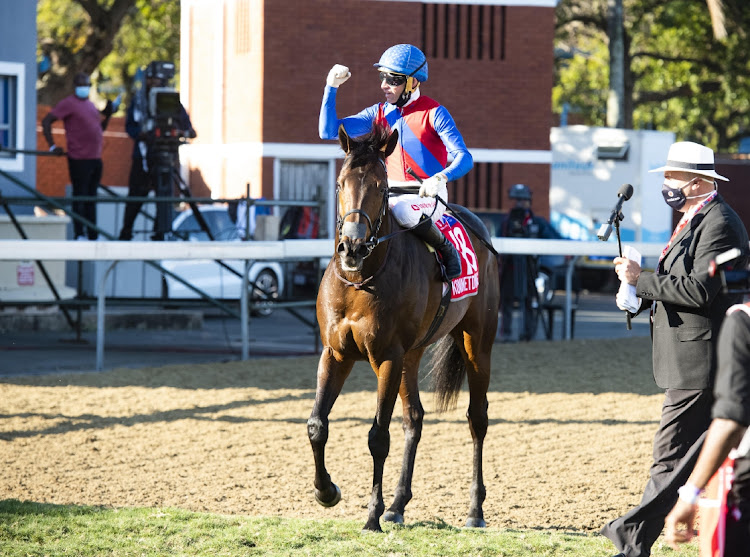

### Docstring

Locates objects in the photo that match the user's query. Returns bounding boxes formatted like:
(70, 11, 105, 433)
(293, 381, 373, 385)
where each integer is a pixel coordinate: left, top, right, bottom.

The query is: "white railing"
(0, 238, 663, 370)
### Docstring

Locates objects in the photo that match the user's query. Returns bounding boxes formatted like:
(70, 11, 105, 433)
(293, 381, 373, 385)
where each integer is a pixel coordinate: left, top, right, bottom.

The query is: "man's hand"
(664, 499, 698, 549)
(614, 256, 641, 286)
(49, 145, 64, 155)
(326, 64, 351, 88)
(419, 173, 447, 198)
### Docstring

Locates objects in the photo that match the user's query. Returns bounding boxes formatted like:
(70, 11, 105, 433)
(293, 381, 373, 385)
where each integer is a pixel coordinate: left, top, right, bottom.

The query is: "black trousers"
(724, 500, 750, 556)
(499, 254, 535, 340)
(119, 157, 152, 240)
(119, 155, 177, 240)
(601, 388, 713, 557)
(66, 157, 102, 239)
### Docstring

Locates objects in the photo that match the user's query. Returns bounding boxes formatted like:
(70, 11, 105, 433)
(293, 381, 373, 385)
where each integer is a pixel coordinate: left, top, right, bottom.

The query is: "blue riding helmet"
(373, 44, 428, 82)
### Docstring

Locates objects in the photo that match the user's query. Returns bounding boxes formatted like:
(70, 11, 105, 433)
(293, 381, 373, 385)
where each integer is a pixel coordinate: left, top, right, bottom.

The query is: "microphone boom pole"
(598, 183, 634, 330)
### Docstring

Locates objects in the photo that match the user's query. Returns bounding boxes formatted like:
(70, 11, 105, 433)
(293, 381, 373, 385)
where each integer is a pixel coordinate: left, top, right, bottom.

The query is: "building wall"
(182, 0, 556, 220)
(181, 0, 265, 200)
(0, 0, 38, 210)
(711, 156, 750, 232)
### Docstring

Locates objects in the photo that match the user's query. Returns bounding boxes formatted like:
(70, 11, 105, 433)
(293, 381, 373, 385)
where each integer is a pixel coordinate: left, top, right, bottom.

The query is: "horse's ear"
(338, 125, 351, 154)
(382, 129, 399, 158)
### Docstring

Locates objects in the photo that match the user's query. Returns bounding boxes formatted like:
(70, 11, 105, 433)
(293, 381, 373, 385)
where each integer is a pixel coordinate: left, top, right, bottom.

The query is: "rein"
(333, 160, 446, 289)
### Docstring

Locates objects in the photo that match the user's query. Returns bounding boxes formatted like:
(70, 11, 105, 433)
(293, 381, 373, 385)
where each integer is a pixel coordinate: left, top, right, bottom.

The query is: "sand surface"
(0, 336, 661, 531)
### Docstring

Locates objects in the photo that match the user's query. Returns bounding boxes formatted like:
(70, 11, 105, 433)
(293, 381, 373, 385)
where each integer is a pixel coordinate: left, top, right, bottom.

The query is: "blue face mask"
(75, 86, 90, 99)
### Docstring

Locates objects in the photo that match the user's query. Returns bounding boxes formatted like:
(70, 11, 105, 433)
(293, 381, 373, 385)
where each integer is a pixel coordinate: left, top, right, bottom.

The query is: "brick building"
(180, 0, 557, 237)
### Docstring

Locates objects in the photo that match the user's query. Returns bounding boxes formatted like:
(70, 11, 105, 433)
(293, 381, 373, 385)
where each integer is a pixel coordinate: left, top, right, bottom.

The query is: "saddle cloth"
(436, 213, 479, 301)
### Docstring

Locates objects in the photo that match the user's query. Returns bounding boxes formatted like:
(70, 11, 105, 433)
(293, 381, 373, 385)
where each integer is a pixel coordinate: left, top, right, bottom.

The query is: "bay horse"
(307, 124, 500, 532)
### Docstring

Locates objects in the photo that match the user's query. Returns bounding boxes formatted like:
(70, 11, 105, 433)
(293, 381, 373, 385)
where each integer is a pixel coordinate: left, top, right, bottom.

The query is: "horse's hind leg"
(460, 331, 492, 528)
(383, 350, 425, 525)
(308, 348, 354, 508)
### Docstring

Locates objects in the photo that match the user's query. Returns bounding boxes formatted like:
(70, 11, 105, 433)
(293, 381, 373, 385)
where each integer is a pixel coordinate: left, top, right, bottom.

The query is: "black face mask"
(661, 178, 714, 210)
(661, 184, 687, 210)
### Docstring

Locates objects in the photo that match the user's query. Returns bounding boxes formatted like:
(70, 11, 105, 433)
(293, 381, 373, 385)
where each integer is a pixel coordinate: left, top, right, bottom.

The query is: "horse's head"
(335, 124, 399, 272)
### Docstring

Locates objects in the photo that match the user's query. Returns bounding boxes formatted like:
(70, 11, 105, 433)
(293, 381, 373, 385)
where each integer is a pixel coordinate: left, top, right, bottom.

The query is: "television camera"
(142, 61, 192, 154)
(709, 247, 750, 295)
(139, 61, 196, 239)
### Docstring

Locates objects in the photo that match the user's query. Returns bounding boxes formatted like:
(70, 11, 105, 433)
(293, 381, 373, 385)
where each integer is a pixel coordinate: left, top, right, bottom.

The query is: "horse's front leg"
(308, 347, 354, 508)
(364, 353, 404, 532)
(383, 349, 425, 525)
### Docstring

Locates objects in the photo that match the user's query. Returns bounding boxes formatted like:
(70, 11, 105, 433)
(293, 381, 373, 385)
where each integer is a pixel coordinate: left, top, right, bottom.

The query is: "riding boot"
(413, 216, 462, 280)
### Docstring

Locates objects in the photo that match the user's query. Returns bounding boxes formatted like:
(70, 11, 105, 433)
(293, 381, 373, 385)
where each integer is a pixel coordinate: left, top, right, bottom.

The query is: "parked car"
(160, 205, 284, 317)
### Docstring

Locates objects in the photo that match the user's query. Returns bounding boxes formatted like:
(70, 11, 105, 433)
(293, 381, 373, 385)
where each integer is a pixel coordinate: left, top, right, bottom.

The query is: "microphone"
(597, 183, 634, 241)
(597, 183, 635, 330)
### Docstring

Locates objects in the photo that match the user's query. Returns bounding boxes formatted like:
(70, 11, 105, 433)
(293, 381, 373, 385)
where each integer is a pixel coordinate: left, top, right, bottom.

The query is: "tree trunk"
(606, 0, 625, 128)
(37, 0, 136, 106)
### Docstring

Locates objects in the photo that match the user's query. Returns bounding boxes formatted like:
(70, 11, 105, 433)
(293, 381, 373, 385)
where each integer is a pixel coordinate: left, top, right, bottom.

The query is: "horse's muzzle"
(337, 238, 369, 271)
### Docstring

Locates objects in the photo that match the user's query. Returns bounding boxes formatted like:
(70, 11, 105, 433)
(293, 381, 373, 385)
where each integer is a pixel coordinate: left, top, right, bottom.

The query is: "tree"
(555, 0, 750, 151)
(37, 0, 180, 107)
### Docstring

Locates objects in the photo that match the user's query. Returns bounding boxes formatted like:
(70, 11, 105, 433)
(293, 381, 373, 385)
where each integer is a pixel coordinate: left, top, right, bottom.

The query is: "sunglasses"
(379, 71, 407, 86)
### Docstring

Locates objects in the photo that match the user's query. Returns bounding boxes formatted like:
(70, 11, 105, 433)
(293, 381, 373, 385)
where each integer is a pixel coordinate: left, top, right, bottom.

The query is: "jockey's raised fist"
(327, 64, 351, 88)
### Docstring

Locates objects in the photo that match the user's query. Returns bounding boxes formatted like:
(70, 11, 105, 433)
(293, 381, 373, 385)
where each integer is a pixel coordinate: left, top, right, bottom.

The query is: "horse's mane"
(345, 123, 390, 168)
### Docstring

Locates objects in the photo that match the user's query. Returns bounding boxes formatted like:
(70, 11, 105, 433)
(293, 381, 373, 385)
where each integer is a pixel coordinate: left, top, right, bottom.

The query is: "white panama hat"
(649, 141, 728, 181)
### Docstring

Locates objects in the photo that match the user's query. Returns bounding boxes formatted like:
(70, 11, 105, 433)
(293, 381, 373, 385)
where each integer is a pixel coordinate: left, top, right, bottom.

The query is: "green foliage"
(98, 0, 181, 97)
(0, 499, 698, 556)
(553, 37, 610, 125)
(36, 0, 180, 107)
(555, 0, 750, 151)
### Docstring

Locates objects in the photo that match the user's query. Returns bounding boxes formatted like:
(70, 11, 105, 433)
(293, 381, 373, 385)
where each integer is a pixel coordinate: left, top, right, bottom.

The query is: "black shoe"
(412, 216, 462, 281)
(118, 230, 132, 241)
(436, 238, 462, 280)
(150, 233, 165, 241)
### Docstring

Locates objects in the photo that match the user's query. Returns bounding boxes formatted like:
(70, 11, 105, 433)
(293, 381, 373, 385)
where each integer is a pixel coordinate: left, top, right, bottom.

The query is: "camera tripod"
(148, 141, 212, 241)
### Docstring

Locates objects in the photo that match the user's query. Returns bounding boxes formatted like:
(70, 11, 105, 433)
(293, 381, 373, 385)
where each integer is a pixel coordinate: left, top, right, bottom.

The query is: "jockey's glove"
(419, 173, 447, 198)
(327, 64, 351, 88)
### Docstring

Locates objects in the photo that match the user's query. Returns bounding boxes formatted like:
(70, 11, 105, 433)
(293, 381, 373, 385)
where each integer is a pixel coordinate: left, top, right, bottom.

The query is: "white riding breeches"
(388, 180, 448, 227)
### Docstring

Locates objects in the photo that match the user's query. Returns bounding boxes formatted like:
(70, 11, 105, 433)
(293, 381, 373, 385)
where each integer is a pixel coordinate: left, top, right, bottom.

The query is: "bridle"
(335, 179, 389, 260)
(335, 156, 393, 261)
(333, 157, 443, 288)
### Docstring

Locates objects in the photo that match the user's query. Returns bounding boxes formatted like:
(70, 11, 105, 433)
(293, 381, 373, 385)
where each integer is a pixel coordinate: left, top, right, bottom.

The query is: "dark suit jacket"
(635, 194, 749, 390)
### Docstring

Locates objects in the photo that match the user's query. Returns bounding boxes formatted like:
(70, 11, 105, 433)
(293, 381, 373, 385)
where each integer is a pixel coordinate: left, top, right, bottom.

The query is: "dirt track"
(0, 336, 662, 531)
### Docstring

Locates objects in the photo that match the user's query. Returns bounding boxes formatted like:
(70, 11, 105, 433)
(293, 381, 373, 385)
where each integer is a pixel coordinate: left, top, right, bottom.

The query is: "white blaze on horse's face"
(336, 164, 387, 273)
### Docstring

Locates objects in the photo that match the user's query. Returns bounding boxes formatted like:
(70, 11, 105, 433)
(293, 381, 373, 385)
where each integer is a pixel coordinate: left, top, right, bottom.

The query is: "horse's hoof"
(314, 483, 341, 507)
(382, 511, 404, 524)
(362, 519, 383, 533)
(465, 517, 486, 528)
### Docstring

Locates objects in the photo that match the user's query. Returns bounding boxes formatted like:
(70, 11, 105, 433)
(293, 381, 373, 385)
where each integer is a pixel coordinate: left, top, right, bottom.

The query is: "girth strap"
(413, 278, 452, 349)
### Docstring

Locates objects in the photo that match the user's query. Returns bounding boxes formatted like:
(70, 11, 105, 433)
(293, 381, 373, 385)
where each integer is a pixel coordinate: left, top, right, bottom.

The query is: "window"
(422, 3, 506, 61)
(0, 62, 25, 171)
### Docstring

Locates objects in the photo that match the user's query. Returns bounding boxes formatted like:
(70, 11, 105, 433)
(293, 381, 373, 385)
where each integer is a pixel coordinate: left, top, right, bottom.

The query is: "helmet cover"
(373, 44, 428, 82)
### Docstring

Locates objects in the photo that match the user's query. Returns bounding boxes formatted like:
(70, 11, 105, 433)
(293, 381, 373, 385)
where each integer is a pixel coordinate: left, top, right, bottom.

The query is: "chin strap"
(395, 59, 426, 107)
(395, 91, 412, 108)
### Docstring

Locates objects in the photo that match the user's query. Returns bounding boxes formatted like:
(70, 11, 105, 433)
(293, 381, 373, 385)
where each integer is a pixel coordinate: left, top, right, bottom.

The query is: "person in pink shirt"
(42, 72, 115, 240)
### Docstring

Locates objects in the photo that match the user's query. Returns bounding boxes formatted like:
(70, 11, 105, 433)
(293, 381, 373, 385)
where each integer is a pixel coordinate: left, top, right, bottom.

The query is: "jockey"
(319, 44, 472, 280)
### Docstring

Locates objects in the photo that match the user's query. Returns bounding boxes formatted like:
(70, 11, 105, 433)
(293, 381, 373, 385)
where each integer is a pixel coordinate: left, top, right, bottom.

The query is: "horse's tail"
(429, 335, 466, 413)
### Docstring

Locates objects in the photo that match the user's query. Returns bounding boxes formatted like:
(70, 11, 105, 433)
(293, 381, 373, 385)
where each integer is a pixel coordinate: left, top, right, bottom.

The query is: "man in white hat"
(602, 141, 749, 557)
